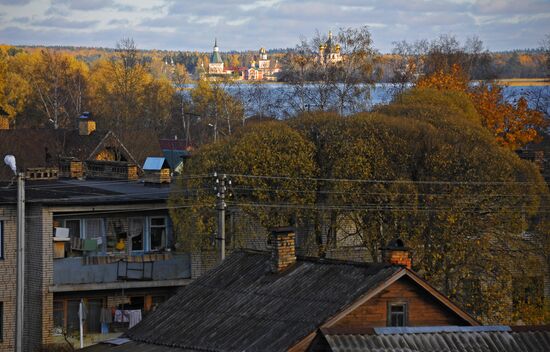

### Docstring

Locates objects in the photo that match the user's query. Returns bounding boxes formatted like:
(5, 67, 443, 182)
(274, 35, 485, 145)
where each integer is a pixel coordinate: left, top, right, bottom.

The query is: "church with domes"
(319, 30, 342, 64)
(208, 39, 227, 75)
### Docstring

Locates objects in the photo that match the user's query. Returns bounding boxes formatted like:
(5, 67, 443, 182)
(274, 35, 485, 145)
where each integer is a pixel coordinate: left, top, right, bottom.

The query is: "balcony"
(51, 253, 191, 292)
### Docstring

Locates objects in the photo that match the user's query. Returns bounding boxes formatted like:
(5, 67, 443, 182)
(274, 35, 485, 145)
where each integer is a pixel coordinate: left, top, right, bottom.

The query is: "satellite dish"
(3, 155, 16, 175)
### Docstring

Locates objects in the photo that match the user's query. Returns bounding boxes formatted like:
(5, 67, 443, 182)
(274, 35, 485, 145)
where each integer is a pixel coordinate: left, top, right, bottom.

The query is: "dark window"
(129, 218, 145, 252)
(150, 217, 166, 251)
(388, 303, 408, 327)
(87, 299, 103, 333)
(66, 300, 80, 334)
(0, 301, 3, 341)
(53, 300, 64, 331)
(65, 219, 81, 239)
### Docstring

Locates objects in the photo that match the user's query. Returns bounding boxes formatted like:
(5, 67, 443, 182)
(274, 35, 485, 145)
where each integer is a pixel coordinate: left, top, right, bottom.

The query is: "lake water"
(181, 83, 550, 118)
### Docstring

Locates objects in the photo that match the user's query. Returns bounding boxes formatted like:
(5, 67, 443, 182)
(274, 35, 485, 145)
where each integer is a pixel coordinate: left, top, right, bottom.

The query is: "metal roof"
(374, 325, 511, 334)
(125, 251, 403, 352)
(0, 179, 173, 205)
(143, 157, 169, 171)
(323, 328, 550, 352)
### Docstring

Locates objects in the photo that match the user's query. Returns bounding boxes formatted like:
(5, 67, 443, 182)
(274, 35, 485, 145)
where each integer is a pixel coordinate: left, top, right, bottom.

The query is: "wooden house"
(0, 118, 142, 181)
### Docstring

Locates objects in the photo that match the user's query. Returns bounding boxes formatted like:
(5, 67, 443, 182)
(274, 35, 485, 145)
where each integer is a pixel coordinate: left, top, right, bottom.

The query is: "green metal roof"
(211, 50, 223, 64)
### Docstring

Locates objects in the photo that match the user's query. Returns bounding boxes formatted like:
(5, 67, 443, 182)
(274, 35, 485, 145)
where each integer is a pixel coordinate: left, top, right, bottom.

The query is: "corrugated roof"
(124, 251, 403, 352)
(83, 340, 198, 352)
(323, 328, 550, 352)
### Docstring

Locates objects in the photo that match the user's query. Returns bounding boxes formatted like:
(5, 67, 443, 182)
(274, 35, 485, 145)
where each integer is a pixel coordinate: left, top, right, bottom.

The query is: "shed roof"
(124, 250, 403, 351)
(143, 157, 169, 171)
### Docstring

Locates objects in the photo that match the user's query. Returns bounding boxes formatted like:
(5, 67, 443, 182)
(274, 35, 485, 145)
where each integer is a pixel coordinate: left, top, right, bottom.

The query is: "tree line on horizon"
(0, 30, 548, 148)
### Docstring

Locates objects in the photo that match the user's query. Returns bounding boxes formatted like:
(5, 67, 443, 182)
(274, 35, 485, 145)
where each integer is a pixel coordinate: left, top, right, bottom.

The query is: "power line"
(226, 173, 546, 186)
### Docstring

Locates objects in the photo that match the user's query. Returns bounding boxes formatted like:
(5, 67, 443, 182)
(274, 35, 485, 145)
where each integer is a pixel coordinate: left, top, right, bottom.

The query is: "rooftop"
(123, 250, 402, 351)
(322, 325, 550, 352)
(0, 179, 174, 205)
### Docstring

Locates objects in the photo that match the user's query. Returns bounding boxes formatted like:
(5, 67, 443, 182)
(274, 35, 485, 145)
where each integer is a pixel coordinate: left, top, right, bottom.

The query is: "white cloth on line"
(128, 309, 142, 328)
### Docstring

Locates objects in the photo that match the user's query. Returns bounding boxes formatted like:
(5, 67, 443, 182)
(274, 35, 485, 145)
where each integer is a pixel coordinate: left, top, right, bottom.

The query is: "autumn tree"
(0, 46, 31, 126)
(280, 26, 380, 115)
(189, 78, 244, 144)
(170, 121, 317, 251)
(171, 88, 548, 323)
(88, 38, 175, 134)
(417, 64, 547, 150)
(391, 35, 494, 83)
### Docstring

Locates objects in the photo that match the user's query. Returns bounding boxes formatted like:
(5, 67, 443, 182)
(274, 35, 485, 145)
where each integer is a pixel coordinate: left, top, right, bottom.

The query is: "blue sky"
(0, 0, 549, 52)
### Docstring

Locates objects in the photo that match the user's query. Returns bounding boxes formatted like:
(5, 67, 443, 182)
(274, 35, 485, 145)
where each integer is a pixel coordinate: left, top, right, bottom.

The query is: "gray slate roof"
(323, 326, 550, 352)
(124, 250, 402, 352)
(0, 179, 173, 205)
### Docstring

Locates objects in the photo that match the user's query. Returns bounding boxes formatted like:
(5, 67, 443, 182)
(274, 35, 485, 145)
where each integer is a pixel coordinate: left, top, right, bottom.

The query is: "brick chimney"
(381, 239, 412, 269)
(270, 227, 297, 273)
(0, 106, 9, 129)
(78, 112, 96, 136)
(0, 117, 8, 130)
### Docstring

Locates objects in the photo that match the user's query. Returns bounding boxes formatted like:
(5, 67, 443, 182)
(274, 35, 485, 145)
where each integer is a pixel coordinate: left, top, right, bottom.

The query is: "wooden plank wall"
(331, 276, 469, 329)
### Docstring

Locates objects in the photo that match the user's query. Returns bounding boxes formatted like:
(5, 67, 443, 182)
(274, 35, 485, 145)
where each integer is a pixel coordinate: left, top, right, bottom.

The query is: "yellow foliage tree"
(0, 46, 31, 126)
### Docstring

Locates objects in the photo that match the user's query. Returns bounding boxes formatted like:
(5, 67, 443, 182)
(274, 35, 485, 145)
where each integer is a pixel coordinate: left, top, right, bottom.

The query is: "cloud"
(51, 0, 114, 11)
(0, 0, 549, 52)
(32, 16, 100, 29)
(227, 17, 251, 26)
(240, 0, 283, 11)
(0, 0, 31, 5)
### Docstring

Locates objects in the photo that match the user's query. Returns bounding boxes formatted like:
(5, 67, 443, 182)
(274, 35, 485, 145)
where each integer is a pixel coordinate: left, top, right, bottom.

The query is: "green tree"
(170, 121, 317, 251)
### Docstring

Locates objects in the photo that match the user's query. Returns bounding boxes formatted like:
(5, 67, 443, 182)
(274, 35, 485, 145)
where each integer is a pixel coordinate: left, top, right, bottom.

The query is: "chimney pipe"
(381, 239, 412, 269)
(270, 227, 296, 273)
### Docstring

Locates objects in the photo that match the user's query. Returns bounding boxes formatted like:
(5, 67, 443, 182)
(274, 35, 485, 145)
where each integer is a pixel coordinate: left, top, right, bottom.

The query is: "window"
(0, 220, 3, 260)
(149, 217, 166, 251)
(53, 300, 64, 333)
(65, 219, 81, 239)
(84, 219, 104, 240)
(388, 303, 408, 327)
(0, 302, 3, 341)
(129, 218, 145, 252)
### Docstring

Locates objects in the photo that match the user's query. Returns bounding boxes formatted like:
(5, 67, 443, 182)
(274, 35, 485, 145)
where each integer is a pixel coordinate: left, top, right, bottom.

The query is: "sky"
(0, 0, 549, 53)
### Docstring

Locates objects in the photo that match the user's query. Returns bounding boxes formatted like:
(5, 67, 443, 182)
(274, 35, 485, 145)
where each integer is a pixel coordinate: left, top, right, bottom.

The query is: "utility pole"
(16, 172, 25, 352)
(214, 173, 230, 261)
